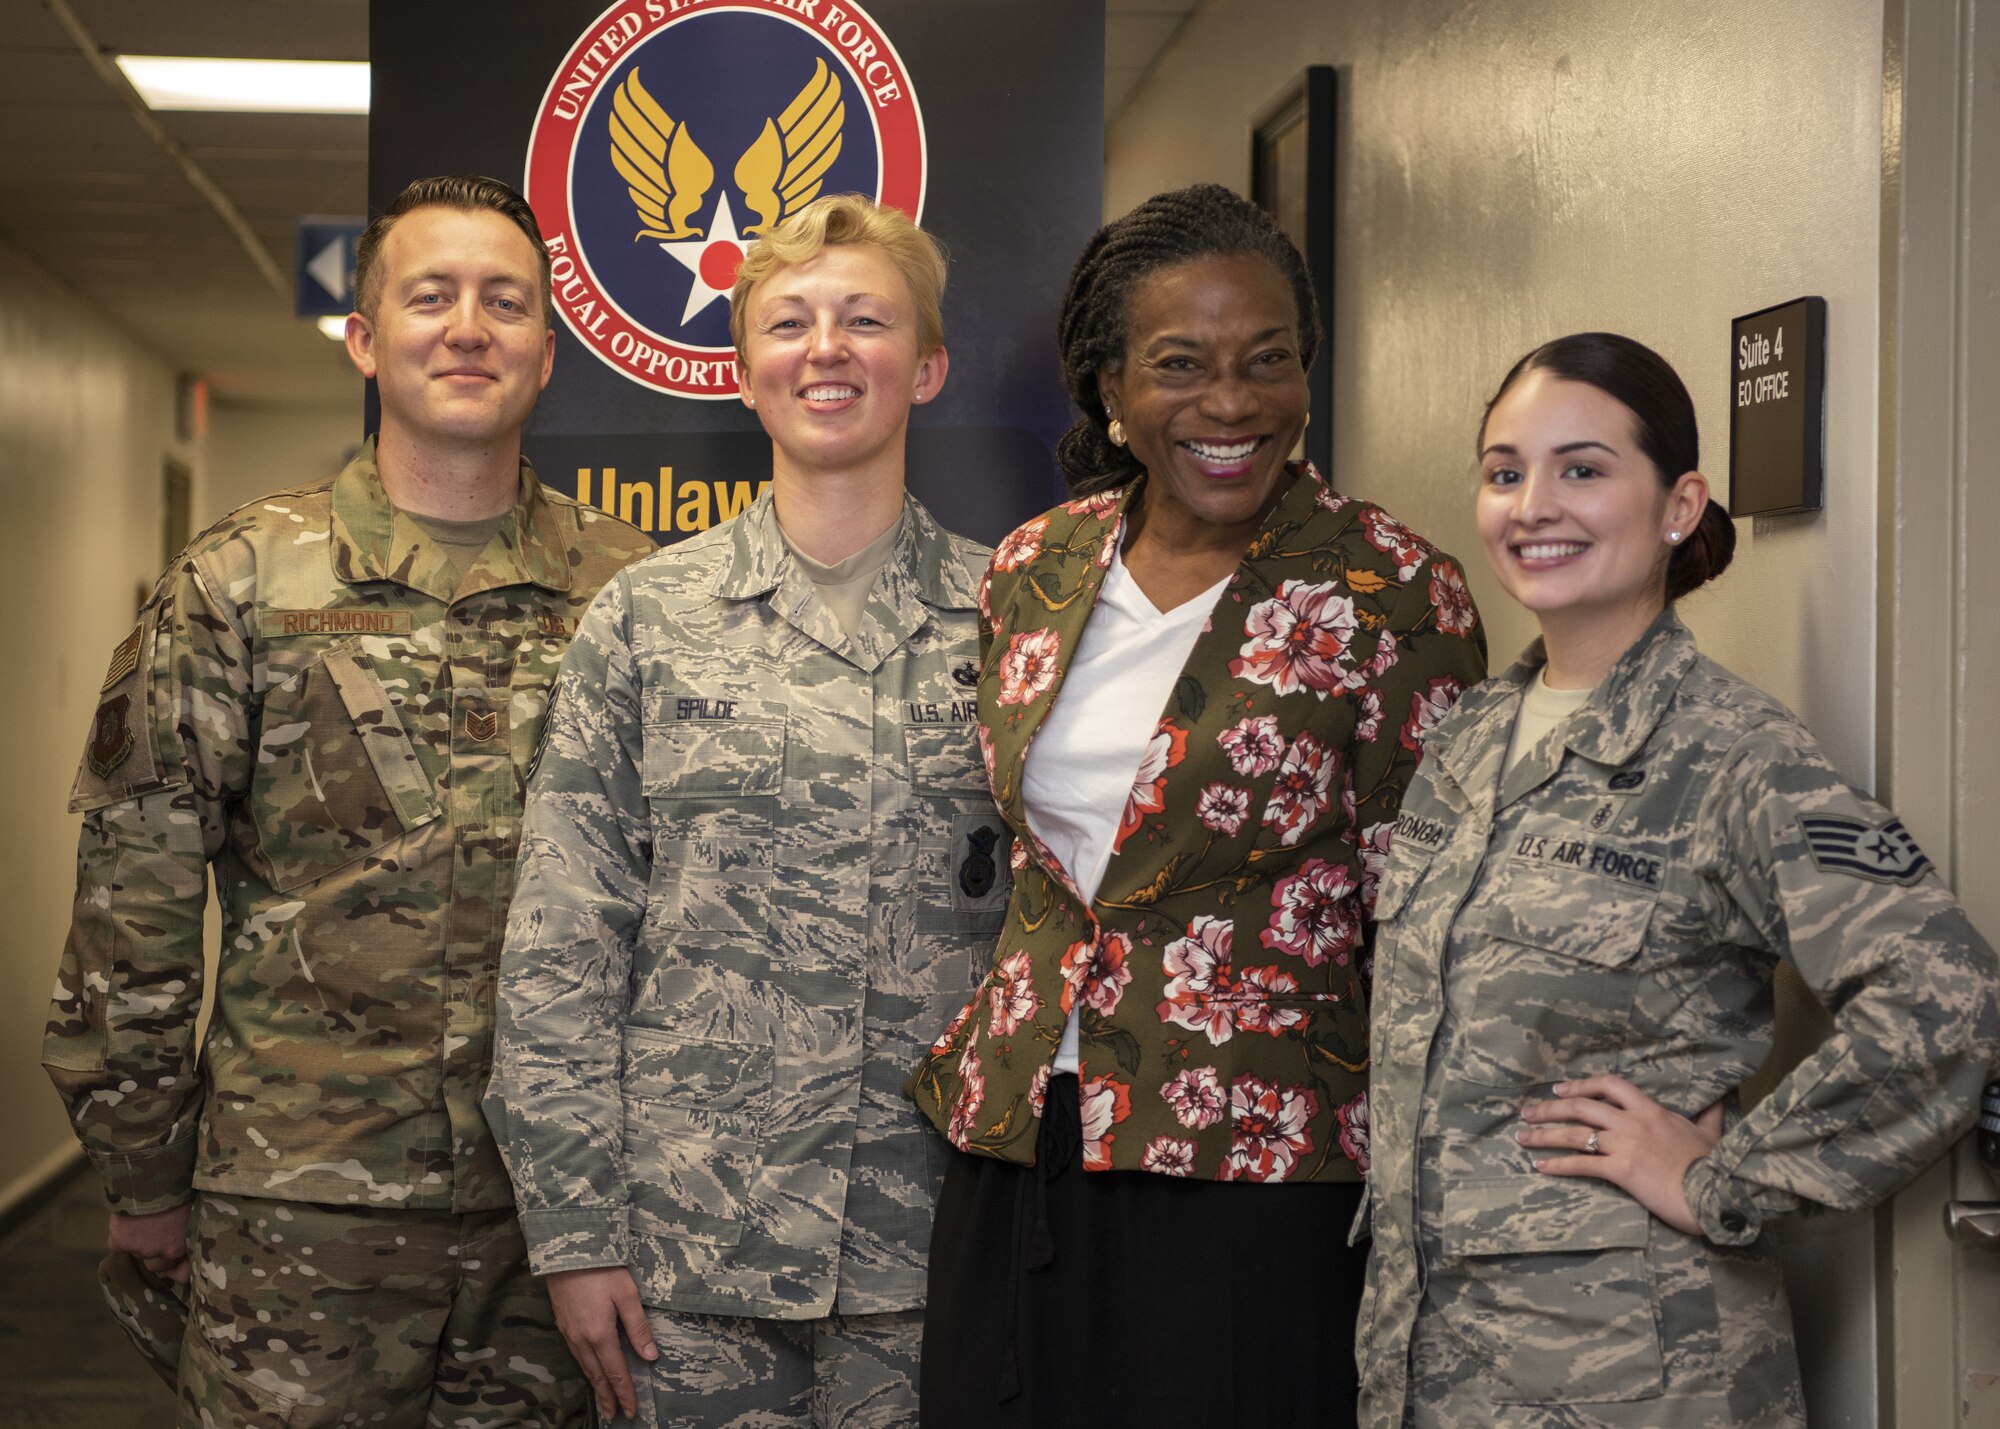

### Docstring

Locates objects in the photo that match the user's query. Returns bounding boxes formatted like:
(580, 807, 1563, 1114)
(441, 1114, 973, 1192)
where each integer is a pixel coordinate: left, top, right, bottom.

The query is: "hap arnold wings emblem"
(526, 0, 927, 400)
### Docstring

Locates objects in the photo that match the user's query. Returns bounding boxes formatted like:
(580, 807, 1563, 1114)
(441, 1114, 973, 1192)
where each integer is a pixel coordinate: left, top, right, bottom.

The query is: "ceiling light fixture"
(316, 316, 350, 341)
(114, 56, 369, 115)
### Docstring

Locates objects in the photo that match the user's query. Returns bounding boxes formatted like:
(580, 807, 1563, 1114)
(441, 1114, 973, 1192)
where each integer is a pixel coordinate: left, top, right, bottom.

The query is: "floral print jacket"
(907, 463, 1488, 1181)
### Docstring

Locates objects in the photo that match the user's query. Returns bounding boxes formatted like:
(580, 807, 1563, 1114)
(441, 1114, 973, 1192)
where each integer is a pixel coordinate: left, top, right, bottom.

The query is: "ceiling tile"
(73, 0, 367, 62)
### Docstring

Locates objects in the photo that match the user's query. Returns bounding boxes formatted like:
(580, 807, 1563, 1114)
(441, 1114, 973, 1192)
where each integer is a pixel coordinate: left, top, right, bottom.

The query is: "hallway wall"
(0, 237, 204, 1214)
(1106, 0, 1885, 1422)
(205, 395, 363, 523)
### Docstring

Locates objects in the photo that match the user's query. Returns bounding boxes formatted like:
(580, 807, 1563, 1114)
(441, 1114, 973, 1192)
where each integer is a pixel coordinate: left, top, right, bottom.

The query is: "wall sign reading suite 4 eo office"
(1729, 296, 1826, 517)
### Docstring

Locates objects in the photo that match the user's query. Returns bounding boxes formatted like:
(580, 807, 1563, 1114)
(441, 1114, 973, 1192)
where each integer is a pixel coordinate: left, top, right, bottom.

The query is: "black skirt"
(920, 1073, 1366, 1429)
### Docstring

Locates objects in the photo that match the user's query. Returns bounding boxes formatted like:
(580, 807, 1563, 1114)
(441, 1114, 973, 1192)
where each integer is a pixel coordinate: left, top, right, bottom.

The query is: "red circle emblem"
(524, 0, 927, 400)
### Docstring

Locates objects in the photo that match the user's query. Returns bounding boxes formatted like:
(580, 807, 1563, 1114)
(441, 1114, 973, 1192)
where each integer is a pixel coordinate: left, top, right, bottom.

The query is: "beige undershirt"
(405, 509, 508, 593)
(1503, 670, 1595, 776)
(780, 515, 904, 638)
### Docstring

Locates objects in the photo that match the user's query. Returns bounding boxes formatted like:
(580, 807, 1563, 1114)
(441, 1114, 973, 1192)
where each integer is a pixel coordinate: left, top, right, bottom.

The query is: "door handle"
(1944, 1201, 2000, 1247)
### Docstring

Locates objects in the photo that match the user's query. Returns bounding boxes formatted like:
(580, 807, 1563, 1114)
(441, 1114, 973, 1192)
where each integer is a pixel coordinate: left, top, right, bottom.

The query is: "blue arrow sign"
(295, 217, 365, 317)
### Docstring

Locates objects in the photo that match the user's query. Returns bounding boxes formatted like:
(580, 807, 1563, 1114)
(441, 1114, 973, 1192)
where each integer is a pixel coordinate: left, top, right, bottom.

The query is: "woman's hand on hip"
(1516, 1074, 1726, 1236)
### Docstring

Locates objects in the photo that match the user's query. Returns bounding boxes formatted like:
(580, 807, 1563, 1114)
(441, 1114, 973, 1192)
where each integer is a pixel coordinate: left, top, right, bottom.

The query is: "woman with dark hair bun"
(906, 183, 1486, 1426)
(1358, 332, 2000, 1427)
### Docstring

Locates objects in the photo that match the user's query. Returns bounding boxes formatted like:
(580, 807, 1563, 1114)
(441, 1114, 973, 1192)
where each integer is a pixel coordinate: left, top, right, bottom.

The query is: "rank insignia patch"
(102, 624, 142, 689)
(1800, 815, 1932, 885)
(464, 710, 501, 743)
(89, 694, 136, 777)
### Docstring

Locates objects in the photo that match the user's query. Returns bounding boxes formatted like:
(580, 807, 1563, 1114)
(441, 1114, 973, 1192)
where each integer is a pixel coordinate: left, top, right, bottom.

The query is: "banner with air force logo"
(370, 0, 1104, 546)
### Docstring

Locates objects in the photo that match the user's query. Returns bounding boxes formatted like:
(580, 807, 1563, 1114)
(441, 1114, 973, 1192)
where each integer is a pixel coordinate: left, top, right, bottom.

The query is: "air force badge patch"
(1800, 815, 1933, 885)
(89, 694, 136, 778)
(526, 0, 927, 400)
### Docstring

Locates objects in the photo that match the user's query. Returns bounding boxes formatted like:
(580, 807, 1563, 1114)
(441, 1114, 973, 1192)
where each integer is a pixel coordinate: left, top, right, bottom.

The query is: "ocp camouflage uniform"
(44, 439, 653, 1425)
(1359, 610, 2000, 1428)
(487, 491, 1003, 1426)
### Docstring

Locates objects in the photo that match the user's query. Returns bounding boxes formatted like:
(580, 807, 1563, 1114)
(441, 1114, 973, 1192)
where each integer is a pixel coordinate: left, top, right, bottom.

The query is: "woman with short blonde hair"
(493, 194, 1004, 1427)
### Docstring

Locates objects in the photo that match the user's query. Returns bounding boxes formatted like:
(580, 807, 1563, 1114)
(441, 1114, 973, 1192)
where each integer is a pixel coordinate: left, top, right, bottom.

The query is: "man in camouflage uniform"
(1359, 610, 2000, 1427)
(44, 175, 653, 1427)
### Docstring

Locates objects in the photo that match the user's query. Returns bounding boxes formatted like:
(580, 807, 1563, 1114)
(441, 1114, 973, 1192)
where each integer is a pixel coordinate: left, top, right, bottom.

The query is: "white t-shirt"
(1503, 668, 1595, 775)
(1021, 548, 1231, 1074)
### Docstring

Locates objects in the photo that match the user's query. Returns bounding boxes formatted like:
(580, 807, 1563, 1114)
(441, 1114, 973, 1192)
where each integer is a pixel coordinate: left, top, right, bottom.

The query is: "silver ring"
(1584, 1130, 1601, 1155)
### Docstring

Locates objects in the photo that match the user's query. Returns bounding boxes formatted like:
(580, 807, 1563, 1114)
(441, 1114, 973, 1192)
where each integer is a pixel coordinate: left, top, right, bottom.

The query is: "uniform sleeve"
(1352, 552, 1488, 913)
(1682, 722, 2000, 1245)
(486, 572, 652, 1277)
(44, 553, 253, 1214)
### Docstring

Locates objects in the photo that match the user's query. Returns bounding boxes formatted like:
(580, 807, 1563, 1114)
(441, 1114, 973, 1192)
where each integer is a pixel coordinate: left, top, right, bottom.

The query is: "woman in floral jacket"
(908, 184, 1488, 1427)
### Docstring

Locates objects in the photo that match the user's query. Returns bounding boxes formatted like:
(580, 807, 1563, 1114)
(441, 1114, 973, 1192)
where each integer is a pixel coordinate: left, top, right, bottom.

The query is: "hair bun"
(1668, 499, 1736, 601)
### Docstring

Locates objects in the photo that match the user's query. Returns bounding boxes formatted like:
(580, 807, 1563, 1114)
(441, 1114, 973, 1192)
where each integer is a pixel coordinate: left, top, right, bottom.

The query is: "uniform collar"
(1558, 607, 1701, 765)
(328, 436, 575, 601)
(1419, 607, 1698, 798)
(712, 487, 981, 671)
(712, 487, 981, 609)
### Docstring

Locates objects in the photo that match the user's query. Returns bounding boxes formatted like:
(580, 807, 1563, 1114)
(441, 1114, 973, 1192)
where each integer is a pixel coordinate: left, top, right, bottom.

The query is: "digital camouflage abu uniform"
(486, 492, 1004, 1421)
(1360, 610, 2000, 1428)
(45, 439, 653, 1424)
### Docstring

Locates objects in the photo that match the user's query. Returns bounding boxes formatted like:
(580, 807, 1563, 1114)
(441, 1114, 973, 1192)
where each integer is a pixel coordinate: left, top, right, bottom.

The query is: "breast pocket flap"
(904, 724, 989, 794)
(1442, 1176, 1652, 1258)
(643, 721, 785, 798)
(1371, 851, 1433, 922)
(1464, 872, 1659, 969)
(322, 649, 439, 830)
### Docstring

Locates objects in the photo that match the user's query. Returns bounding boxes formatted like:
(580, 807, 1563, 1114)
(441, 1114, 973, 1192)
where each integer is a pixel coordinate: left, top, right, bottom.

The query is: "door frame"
(1875, 0, 2000, 1422)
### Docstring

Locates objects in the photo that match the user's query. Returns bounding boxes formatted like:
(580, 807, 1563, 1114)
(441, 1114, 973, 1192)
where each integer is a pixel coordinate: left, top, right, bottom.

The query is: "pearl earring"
(1668, 531, 1681, 543)
(1108, 419, 1127, 447)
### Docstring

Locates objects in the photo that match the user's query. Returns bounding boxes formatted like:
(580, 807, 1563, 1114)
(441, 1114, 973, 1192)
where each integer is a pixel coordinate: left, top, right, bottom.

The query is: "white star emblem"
(658, 192, 749, 326)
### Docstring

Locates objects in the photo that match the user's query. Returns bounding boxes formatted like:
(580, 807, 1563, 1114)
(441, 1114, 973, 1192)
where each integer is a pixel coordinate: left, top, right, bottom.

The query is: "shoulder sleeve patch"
(102, 624, 142, 688)
(1799, 814, 1933, 885)
(70, 608, 180, 812)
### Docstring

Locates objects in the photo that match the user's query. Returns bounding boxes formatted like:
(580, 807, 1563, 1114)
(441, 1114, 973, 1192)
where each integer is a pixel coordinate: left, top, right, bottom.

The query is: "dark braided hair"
(1480, 332, 1736, 601)
(1055, 183, 1322, 494)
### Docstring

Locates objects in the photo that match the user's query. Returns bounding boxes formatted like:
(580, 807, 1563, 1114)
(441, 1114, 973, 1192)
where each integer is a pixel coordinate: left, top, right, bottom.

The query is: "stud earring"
(1668, 531, 1681, 543)
(1108, 419, 1127, 447)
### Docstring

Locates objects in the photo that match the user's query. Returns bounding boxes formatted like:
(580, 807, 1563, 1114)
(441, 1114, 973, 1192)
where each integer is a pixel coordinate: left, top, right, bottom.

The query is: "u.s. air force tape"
(1798, 815, 1932, 885)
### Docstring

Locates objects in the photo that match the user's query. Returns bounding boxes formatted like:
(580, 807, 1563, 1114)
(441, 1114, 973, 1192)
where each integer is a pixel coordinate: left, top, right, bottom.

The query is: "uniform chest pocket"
(905, 724, 1011, 928)
(1369, 850, 1432, 1065)
(1372, 848, 1433, 924)
(644, 720, 785, 937)
(1431, 1177, 1664, 1405)
(1448, 869, 1659, 1089)
(250, 646, 439, 893)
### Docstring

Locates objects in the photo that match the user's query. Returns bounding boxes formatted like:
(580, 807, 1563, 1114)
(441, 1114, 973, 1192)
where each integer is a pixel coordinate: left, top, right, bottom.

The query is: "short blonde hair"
(730, 194, 947, 362)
